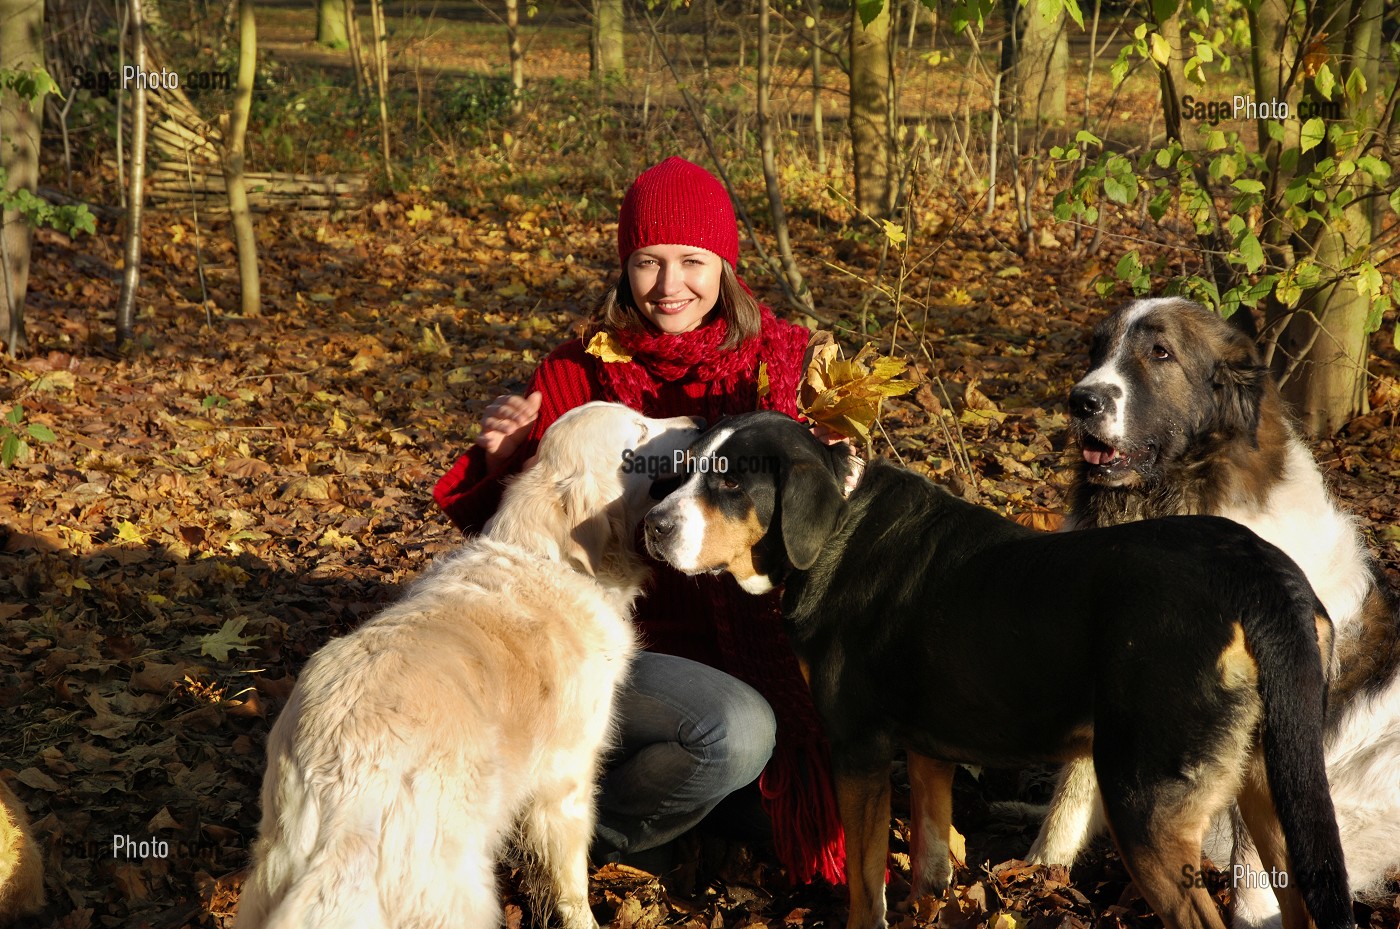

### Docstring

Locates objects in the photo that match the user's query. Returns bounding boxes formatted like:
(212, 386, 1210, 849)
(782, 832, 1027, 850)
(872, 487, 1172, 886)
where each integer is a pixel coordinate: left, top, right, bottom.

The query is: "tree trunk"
(1275, 219, 1371, 434)
(0, 0, 45, 354)
(345, 0, 371, 96)
(1012, 0, 1067, 124)
(594, 0, 625, 78)
(367, 0, 392, 182)
(808, 0, 825, 174)
(1267, 0, 1383, 433)
(316, 0, 349, 49)
(222, 0, 260, 316)
(115, 0, 148, 347)
(757, 0, 812, 310)
(850, 0, 894, 219)
(506, 0, 523, 113)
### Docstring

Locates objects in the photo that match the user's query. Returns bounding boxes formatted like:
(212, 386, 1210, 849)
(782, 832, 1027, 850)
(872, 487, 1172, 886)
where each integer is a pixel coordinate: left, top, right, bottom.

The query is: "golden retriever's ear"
(565, 511, 613, 576)
(556, 475, 623, 577)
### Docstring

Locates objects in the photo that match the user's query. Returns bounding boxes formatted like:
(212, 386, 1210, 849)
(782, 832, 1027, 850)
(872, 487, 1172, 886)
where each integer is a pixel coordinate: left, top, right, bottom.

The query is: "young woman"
(434, 157, 844, 885)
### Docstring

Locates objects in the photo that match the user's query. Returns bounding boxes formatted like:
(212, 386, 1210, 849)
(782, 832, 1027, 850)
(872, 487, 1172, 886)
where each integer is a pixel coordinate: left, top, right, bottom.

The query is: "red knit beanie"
(617, 157, 740, 270)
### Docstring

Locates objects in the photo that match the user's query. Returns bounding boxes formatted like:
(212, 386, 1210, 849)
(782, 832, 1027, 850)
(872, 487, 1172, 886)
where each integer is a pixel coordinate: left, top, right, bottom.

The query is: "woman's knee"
(703, 676, 776, 786)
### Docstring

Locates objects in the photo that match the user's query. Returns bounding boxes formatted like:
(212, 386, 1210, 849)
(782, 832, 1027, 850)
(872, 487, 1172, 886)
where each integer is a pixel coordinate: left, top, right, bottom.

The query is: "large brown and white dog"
(1029, 297, 1400, 928)
(234, 403, 702, 929)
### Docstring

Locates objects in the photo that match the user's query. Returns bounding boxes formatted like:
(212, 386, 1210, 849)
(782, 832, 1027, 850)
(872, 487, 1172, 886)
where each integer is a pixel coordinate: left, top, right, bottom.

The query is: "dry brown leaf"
(799, 333, 916, 440)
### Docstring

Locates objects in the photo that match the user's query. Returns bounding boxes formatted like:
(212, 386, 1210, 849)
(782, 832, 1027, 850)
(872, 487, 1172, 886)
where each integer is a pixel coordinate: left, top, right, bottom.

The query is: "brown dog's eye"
(1150, 344, 1173, 361)
(717, 475, 741, 491)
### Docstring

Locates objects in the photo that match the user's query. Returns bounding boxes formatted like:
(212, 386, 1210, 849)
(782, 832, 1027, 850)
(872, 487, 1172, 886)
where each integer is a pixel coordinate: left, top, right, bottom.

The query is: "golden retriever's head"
(487, 403, 704, 585)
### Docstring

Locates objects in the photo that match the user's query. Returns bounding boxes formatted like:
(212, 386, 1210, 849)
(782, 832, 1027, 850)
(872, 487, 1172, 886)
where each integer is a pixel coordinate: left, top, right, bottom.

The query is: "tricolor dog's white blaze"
(647, 425, 734, 574)
(1073, 298, 1159, 446)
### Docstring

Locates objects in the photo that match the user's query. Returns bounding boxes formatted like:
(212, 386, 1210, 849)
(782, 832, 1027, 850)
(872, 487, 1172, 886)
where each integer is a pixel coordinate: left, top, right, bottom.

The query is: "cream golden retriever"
(235, 402, 702, 929)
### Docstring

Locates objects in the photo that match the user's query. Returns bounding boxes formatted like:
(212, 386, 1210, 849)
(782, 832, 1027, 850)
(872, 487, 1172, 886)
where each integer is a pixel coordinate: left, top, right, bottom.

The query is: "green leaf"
(1299, 117, 1325, 154)
(1314, 63, 1335, 101)
(1103, 175, 1134, 205)
(1116, 250, 1143, 281)
(27, 423, 55, 442)
(1356, 155, 1391, 182)
(1366, 295, 1387, 334)
(1390, 186, 1400, 217)
(1266, 120, 1285, 143)
(1075, 129, 1102, 147)
(1344, 68, 1367, 102)
(1238, 233, 1264, 273)
(1231, 178, 1265, 194)
(199, 617, 261, 662)
(857, 0, 884, 28)
(1110, 56, 1130, 88)
(1, 434, 21, 468)
(1062, 0, 1084, 28)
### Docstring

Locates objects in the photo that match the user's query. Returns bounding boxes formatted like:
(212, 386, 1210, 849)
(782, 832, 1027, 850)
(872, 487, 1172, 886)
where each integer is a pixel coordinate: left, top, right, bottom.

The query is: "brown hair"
(598, 262, 761, 350)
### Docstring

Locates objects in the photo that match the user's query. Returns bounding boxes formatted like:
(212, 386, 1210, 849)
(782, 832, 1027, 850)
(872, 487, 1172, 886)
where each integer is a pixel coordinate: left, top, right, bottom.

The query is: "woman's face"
(626, 244, 723, 335)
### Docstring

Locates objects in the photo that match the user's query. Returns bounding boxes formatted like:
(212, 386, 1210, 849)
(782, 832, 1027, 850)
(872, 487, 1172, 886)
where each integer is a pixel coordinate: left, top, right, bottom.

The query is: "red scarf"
(596, 306, 806, 424)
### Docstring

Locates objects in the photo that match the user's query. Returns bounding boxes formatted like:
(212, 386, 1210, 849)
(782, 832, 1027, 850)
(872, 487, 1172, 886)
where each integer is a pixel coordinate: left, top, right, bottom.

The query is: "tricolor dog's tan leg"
(836, 769, 893, 929)
(903, 753, 955, 908)
(1114, 830, 1231, 929)
(1236, 757, 1313, 929)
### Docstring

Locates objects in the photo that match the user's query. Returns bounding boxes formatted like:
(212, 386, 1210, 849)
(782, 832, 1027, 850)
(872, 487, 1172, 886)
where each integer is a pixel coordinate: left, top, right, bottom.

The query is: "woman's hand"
(477, 391, 543, 468)
(810, 422, 851, 447)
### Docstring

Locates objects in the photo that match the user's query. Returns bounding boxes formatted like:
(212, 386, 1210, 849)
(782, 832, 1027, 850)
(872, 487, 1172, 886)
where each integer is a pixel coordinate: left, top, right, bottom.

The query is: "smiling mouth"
(652, 299, 693, 315)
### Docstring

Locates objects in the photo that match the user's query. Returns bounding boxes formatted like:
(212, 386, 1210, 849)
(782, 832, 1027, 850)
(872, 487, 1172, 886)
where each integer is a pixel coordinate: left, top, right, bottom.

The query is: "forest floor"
(2, 6, 1399, 929)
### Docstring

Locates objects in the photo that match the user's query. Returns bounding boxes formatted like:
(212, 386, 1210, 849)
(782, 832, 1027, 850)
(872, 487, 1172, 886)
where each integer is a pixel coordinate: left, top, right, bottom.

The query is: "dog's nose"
(644, 511, 675, 542)
(1069, 385, 1107, 418)
(689, 416, 706, 430)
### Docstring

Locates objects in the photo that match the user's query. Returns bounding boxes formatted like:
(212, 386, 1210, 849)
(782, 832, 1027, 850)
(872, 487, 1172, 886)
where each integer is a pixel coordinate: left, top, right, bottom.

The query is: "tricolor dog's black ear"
(1211, 336, 1268, 440)
(780, 459, 849, 570)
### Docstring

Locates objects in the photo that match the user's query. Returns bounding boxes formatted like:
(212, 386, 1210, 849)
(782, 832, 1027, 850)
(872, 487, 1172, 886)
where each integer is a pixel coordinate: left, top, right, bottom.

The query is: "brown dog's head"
(643, 412, 856, 593)
(1068, 298, 1268, 488)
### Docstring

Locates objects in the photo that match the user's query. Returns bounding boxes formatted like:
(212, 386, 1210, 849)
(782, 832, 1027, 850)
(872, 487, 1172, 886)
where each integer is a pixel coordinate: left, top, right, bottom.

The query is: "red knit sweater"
(433, 317, 847, 886)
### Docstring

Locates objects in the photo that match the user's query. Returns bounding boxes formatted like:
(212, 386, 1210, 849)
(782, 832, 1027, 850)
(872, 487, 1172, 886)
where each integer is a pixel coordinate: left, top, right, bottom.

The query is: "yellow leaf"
(329, 409, 350, 435)
(948, 824, 967, 868)
(880, 219, 907, 245)
(406, 203, 433, 225)
(585, 330, 634, 364)
(1150, 31, 1171, 66)
(115, 520, 145, 544)
(798, 334, 916, 440)
(757, 361, 770, 399)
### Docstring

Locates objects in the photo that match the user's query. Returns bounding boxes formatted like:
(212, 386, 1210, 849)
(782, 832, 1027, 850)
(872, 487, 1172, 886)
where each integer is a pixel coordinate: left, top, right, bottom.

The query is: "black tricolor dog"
(644, 412, 1353, 929)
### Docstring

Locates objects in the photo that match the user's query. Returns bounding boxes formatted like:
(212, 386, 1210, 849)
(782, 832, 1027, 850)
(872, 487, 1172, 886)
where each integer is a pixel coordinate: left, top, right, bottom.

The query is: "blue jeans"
(593, 651, 777, 857)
